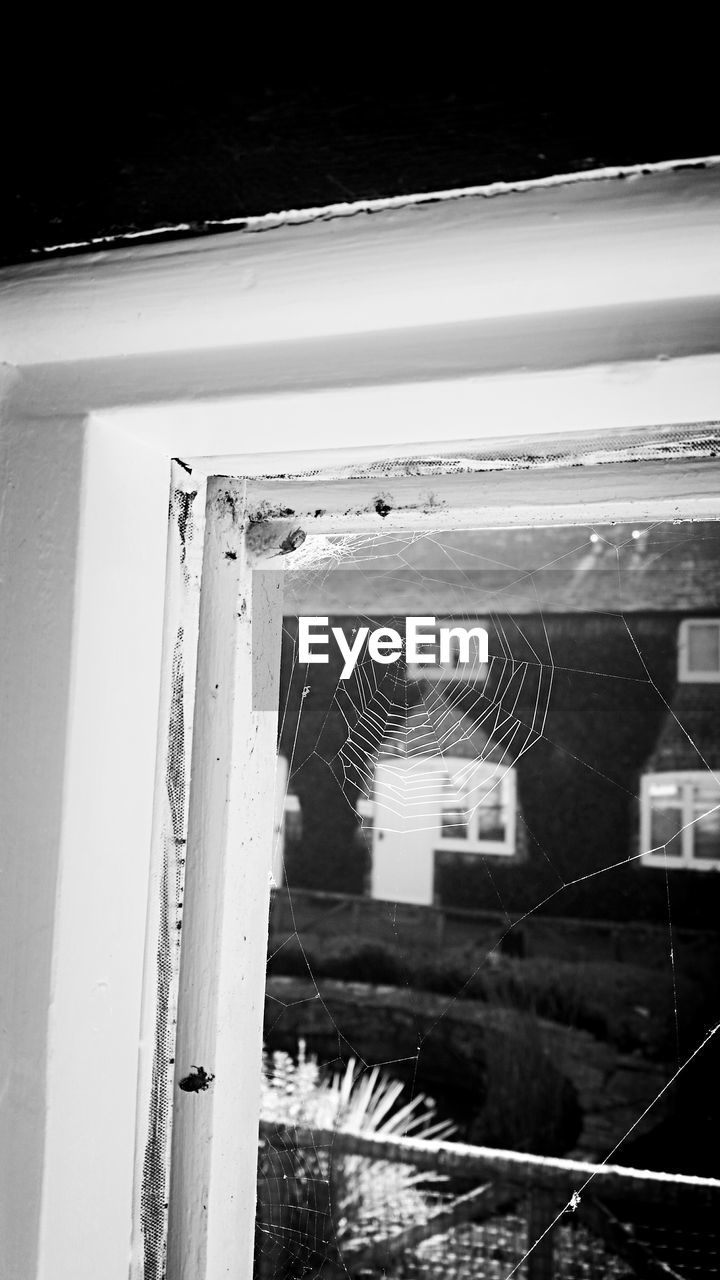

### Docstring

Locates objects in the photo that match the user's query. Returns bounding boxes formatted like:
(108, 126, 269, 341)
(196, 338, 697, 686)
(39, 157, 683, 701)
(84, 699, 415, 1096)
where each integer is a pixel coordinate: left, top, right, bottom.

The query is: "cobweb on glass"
(258, 520, 720, 1280)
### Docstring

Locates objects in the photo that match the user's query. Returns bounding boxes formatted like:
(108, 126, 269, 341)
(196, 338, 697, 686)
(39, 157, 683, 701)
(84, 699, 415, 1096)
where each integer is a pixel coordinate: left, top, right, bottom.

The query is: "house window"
(435, 758, 516, 856)
(640, 772, 720, 869)
(406, 616, 489, 683)
(678, 619, 720, 682)
(283, 794, 302, 846)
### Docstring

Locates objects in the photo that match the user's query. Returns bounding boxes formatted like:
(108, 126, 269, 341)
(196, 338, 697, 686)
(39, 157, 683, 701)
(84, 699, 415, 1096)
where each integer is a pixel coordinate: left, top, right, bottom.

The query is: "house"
(275, 521, 720, 928)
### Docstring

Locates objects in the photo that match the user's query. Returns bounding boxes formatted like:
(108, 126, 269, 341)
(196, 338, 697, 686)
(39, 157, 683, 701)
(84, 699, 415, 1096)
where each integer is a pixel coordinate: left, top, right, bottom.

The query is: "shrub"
(268, 936, 406, 985)
(267, 934, 698, 1057)
(466, 1011, 582, 1154)
(319, 939, 407, 985)
(257, 1040, 455, 1275)
(418, 951, 610, 1039)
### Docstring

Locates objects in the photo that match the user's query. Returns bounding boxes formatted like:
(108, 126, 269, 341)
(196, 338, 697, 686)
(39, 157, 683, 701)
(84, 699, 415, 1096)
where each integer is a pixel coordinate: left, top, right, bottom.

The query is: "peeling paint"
(172, 488, 197, 569)
(248, 500, 295, 524)
(242, 426, 720, 504)
(220, 489, 239, 523)
(141, 628, 188, 1280)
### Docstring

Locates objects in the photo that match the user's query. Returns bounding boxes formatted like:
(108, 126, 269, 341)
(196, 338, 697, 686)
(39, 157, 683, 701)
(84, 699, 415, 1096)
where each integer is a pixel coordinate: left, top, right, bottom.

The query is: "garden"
(257, 899, 720, 1277)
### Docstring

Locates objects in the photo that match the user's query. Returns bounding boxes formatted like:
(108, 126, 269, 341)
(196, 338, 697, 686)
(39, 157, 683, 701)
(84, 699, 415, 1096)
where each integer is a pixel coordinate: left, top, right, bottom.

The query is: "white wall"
(0, 409, 85, 1280)
(0, 399, 169, 1280)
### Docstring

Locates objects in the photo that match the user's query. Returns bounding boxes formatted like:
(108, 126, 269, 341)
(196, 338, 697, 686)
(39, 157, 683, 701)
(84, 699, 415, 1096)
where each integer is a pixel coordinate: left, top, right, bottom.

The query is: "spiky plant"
(260, 1040, 455, 1257)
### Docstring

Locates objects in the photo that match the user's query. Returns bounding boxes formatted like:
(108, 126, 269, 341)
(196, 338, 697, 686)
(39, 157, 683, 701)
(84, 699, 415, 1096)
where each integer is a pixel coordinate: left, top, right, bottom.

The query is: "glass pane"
(692, 803, 720, 860)
(258, 519, 720, 1280)
(687, 622, 720, 672)
(440, 806, 468, 838)
(649, 803, 684, 858)
(475, 800, 506, 842)
(692, 778, 720, 805)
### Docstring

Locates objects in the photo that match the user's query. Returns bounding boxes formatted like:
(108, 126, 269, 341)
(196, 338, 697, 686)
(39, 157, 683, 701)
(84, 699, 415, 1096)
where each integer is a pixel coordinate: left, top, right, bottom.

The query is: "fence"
(255, 1120, 720, 1279)
(268, 886, 714, 966)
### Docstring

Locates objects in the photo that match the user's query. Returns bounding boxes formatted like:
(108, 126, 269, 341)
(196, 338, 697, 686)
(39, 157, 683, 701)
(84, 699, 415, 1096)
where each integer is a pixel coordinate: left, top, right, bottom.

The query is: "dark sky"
(3, 55, 717, 263)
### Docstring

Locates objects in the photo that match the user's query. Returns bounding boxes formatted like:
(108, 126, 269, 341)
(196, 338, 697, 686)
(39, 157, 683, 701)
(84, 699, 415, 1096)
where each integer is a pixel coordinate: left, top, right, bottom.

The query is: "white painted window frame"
(2, 159, 720, 1280)
(640, 770, 720, 869)
(677, 617, 720, 682)
(436, 759, 517, 856)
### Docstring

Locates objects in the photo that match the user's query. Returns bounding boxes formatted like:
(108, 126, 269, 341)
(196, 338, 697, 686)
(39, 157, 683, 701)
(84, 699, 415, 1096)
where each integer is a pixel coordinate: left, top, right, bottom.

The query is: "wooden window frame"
(164, 444, 720, 1280)
(2, 160, 720, 1280)
(435, 759, 517, 856)
(677, 617, 720, 682)
(640, 770, 720, 869)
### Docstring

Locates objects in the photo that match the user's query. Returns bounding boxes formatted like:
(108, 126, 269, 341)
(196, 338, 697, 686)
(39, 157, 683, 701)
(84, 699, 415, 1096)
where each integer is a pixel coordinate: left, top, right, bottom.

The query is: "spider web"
(328, 623, 550, 837)
(256, 519, 720, 1280)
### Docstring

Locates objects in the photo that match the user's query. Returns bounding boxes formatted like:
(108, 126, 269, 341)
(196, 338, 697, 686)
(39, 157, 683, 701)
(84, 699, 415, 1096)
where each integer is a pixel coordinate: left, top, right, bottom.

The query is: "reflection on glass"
(693, 804, 720, 860)
(476, 800, 505, 842)
(650, 803, 683, 858)
(440, 806, 468, 838)
(258, 520, 720, 1280)
(687, 622, 720, 673)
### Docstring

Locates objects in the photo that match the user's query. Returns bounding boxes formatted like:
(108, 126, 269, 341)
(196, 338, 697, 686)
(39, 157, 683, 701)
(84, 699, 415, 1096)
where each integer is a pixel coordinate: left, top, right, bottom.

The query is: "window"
(640, 772, 720, 869)
(405, 616, 489, 683)
(282, 794, 302, 845)
(435, 757, 516, 856)
(678, 619, 720, 682)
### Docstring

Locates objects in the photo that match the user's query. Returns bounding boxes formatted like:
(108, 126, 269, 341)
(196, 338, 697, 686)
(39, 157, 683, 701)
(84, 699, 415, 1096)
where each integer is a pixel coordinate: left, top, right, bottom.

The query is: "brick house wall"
(276, 526, 720, 927)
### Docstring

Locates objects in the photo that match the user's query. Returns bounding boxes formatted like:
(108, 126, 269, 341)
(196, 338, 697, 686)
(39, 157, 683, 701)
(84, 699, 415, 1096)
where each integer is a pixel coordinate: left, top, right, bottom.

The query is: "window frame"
(677, 617, 720, 682)
(174, 464, 720, 1280)
(3, 160, 720, 1280)
(435, 758, 517, 856)
(640, 770, 720, 870)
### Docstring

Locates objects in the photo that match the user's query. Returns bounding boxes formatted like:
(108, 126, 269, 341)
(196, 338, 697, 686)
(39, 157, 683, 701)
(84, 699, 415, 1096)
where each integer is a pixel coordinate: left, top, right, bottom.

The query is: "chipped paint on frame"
(131, 465, 205, 1280)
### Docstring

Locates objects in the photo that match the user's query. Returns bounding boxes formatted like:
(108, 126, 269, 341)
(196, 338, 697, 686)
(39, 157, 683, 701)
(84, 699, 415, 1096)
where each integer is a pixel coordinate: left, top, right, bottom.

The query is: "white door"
(370, 758, 439, 905)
